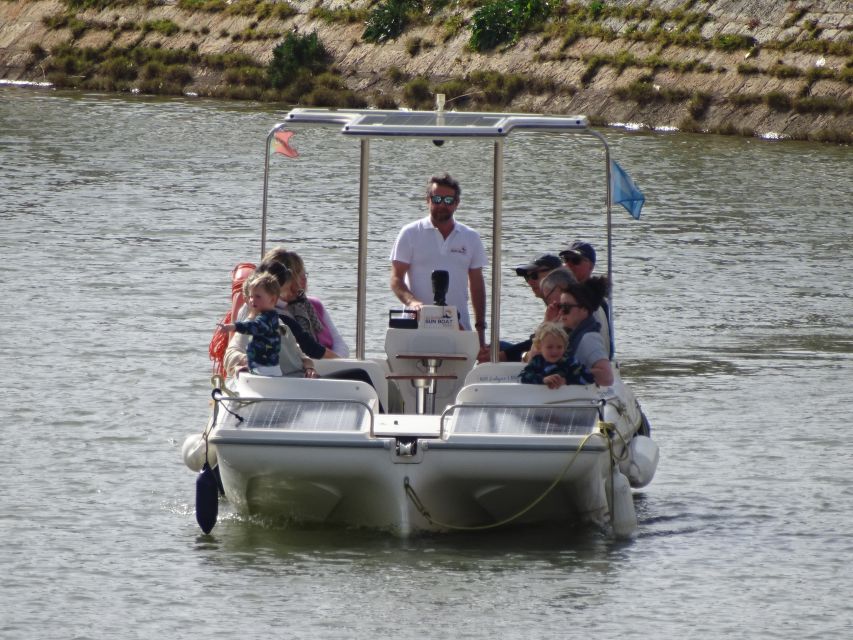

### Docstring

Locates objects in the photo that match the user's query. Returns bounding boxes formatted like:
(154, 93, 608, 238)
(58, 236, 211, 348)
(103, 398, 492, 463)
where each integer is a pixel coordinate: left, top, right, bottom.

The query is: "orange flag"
(272, 130, 298, 158)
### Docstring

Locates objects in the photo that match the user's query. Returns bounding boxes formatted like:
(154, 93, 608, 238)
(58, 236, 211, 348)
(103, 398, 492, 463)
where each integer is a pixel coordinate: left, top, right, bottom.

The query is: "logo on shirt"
(450, 246, 468, 255)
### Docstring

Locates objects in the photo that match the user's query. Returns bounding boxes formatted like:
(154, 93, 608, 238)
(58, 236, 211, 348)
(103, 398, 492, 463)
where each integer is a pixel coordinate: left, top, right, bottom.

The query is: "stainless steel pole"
(356, 138, 370, 360)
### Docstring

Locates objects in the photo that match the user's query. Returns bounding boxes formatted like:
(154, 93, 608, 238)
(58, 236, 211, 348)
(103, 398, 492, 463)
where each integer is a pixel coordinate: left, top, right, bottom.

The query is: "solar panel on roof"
(283, 108, 588, 138)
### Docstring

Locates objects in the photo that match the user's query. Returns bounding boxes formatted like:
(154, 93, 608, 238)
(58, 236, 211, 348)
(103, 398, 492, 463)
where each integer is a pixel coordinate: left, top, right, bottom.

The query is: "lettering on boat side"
(423, 308, 455, 328)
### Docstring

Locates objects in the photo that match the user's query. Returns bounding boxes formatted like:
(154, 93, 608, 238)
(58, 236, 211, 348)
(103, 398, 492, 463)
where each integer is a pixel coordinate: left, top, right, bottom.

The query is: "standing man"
(390, 173, 488, 346)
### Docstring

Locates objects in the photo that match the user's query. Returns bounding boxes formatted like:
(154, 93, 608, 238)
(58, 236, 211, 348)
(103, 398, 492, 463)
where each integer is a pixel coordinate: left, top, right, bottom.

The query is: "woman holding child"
(262, 247, 350, 358)
(558, 276, 613, 386)
(521, 275, 613, 388)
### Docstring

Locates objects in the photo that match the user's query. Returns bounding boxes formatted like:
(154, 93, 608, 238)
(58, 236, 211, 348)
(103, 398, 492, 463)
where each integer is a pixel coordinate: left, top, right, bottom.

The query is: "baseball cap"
(559, 241, 596, 266)
(514, 253, 562, 277)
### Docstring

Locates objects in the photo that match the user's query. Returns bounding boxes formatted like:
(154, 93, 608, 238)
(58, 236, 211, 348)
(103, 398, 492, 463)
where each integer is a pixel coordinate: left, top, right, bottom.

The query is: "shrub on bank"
(268, 32, 329, 89)
(363, 0, 419, 43)
(469, 0, 551, 52)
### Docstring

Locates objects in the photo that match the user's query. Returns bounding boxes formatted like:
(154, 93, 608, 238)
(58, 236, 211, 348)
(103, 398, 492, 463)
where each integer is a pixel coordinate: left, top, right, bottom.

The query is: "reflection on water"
(2, 86, 853, 638)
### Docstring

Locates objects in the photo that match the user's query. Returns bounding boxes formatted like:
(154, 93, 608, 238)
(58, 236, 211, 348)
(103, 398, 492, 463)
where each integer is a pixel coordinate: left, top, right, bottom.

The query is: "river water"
(1, 86, 852, 638)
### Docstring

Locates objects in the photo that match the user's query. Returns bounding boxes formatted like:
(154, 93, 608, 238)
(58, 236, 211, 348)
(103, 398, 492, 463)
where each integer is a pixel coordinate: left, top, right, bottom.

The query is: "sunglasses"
(430, 194, 457, 205)
(523, 270, 546, 282)
(562, 254, 584, 265)
(559, 303, 582, 313)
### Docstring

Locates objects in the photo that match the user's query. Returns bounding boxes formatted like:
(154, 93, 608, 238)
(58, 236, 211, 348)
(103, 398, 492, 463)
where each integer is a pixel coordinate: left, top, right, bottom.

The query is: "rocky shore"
(1, 0, 851, 141)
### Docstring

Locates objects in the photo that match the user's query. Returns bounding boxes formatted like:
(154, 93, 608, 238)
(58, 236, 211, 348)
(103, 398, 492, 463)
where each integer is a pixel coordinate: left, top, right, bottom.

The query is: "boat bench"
(313, 358, 389, 413)
(462, 362, 526, 385)
(448, 382, 602, 436)
(231, 374, 380, 431)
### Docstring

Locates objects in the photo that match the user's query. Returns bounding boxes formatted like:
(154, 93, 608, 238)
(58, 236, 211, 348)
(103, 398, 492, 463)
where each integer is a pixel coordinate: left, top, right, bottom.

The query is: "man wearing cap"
(559, 240, 613, 357)
(390, 173, 488, 345)
(559, 240, 596, 283)
(515, 253, 562, 300)
(477, 253, 561, 363)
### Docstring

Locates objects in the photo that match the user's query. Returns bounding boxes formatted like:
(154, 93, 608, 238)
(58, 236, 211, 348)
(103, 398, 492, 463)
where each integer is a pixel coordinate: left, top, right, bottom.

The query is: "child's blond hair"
(246, 271, 281, 299)
(532, 322, 568, 349)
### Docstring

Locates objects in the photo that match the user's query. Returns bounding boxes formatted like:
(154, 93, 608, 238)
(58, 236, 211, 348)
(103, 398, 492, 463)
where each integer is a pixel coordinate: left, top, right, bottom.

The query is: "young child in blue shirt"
(219, 272, 281, 375)
(519, 322, 584, 389)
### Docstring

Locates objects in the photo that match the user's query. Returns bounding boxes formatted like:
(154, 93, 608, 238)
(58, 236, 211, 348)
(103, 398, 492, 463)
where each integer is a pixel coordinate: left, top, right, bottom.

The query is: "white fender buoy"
(626, 436, 659, 488)
(610, 468, 637, 539)
(182, 433, 217, 472)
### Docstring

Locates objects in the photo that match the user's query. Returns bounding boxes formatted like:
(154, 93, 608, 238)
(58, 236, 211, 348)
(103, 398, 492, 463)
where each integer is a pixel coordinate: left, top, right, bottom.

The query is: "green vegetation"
(142, 19, 180, 37)
(403, 75, 432, 109)
(711, 33, 756, 52)
(782, 7, 808, 29)
(688, 91, 712, 119)
(441, 12, 465, 42)
(405, 36, 424, 56)
(177, 0, 227, 11)
(363, 0, 420, 43)
(268, 32, 329, 89)
(63, 0, 139, 9)
(764, 91, 791, 111)
(469, 0, 551, 51)
(308, 5, 368, 24)
(767, 63, 801, 79)
(175, 0, 295, 19)
(614, 79, 689, 104)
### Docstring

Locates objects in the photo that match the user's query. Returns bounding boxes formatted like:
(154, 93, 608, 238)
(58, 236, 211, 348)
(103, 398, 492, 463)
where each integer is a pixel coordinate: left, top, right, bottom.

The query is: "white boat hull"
(212, 431, 611, 535)
(197, 369, 656, 537)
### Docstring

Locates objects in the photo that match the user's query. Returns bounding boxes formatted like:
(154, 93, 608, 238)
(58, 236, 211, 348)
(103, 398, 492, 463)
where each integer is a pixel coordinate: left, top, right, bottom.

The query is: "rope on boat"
(210, 374, 237, 397)
(211, 388, 245, 423)
(403, 428, 608, 532)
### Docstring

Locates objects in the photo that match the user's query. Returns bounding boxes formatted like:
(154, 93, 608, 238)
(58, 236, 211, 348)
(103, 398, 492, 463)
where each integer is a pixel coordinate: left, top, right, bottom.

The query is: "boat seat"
(229, 374, 380, 432)
(235, 373, 376, 403)
(455, 382, 598, 406)
(449, 383, 603, 437)
(313, 358, 389, 413)
(463, 362, 526, 385)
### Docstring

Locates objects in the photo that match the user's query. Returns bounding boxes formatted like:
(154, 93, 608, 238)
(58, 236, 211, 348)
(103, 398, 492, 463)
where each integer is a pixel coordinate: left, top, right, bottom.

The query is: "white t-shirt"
(390, 216, 488, 330)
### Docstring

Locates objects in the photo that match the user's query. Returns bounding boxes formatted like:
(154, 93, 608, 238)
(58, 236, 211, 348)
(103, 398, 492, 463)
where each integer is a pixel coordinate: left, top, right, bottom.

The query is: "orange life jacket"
(209, 262, 257, 376)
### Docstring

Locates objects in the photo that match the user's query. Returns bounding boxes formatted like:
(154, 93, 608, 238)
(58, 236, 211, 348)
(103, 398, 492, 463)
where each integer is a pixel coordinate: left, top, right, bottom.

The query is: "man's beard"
(432, 209, 454, 224)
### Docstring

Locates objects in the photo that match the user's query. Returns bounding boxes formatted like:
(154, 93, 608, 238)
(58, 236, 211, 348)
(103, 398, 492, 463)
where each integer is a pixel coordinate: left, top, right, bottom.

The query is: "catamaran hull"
(210, 431, 613, 536)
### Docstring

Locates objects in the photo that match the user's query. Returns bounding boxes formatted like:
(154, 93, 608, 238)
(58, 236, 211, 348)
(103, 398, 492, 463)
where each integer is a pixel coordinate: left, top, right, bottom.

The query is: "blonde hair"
(261, 246, 305, 279)
(246, 271, 281, 299)
(532, 322, 568, 349)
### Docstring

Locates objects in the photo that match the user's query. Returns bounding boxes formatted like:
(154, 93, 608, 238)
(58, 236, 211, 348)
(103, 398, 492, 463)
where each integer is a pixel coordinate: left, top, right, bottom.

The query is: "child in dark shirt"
(519, 322, 581, 389)
(219, 272, 281, 375)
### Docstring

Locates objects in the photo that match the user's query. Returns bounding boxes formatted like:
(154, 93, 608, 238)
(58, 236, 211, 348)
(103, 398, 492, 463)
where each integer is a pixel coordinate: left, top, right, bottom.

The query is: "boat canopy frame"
(261, 107, 614, 362)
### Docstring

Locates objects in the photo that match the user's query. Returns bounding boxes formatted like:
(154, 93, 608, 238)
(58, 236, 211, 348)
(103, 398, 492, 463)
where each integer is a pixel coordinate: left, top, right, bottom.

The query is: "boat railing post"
(261, 125, 280, 259)
(356, 138, 370, 360)
(489, 138, 504, 362)
(585, 129, 614, 354)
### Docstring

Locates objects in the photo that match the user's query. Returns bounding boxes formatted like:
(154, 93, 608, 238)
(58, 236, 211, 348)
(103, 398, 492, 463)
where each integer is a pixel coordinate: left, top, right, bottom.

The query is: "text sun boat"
(183, 105, 659, 538)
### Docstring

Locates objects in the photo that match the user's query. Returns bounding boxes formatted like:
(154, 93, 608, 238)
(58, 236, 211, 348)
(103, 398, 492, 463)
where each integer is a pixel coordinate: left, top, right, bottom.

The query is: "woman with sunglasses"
(557, 276, 614, 386)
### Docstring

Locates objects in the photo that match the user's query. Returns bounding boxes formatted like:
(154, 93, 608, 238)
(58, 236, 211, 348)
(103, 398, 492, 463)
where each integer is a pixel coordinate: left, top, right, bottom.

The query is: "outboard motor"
(432, 269, 449, 306)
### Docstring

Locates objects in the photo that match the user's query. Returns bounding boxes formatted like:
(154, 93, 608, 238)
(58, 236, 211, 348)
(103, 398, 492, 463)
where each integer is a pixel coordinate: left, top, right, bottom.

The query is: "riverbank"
(1, 0, 851, 141)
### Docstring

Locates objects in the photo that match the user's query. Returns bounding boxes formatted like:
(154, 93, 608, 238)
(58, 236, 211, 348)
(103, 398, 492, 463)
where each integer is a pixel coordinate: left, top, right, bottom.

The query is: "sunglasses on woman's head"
(430, 194, 456, 205)
(559, 303, 582, 313)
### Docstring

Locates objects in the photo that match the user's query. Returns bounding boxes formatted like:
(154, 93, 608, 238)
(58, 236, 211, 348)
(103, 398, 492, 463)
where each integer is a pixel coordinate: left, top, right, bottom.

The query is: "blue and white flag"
(610, 159, 645, 220)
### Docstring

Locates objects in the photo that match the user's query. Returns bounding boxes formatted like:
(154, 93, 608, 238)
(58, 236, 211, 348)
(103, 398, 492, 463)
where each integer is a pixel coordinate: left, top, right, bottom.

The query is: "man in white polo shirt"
(390, 173, 488, 346)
